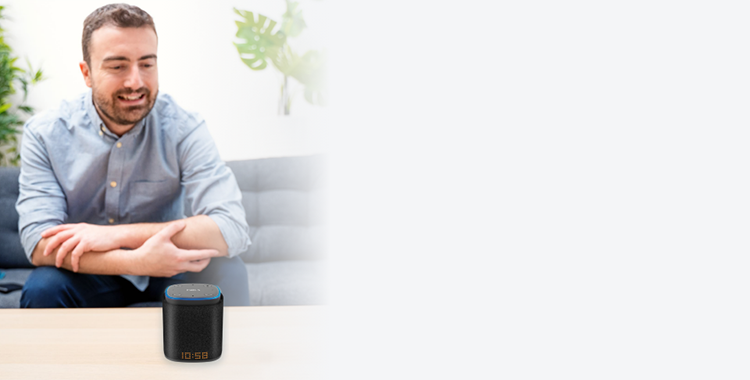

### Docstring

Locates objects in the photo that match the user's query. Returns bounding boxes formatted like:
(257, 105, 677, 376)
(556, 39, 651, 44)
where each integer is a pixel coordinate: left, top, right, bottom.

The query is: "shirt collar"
(85, 88, 147, 138)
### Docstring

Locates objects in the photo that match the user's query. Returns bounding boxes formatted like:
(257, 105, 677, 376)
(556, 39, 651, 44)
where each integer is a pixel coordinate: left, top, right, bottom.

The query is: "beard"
(92, 85, 157, 127)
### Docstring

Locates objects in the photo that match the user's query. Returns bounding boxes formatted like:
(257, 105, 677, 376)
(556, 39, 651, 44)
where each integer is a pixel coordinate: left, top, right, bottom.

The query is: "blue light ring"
(164, 286, 222, 301)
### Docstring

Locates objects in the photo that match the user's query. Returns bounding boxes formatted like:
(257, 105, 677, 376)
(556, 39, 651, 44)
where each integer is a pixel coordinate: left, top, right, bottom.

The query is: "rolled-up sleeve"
(16, 125, 68, 263)
(177, 120, 251, 257)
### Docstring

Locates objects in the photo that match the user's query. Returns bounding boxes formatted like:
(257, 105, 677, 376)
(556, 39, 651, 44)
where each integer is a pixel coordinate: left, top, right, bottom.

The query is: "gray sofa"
(0, 155, 326, 308)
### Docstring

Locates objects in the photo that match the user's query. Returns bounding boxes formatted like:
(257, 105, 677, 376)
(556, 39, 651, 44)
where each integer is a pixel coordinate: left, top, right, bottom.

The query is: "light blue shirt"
(16, 89, 251, 291)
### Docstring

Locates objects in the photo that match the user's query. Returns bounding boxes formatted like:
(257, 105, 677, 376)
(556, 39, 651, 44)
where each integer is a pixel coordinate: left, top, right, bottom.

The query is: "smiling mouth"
(117, 93, 145, 101)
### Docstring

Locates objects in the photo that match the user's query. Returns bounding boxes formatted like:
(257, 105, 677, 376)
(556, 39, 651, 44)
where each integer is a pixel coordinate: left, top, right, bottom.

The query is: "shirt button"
(108, 218, 114, 224)
(99, 131, 103, 136)
(116, 142, 122, 148)
(110, 181, 117, 188)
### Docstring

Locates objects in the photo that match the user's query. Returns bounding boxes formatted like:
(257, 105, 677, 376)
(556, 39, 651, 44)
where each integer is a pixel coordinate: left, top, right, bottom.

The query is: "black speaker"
(162, 283, 224, 362)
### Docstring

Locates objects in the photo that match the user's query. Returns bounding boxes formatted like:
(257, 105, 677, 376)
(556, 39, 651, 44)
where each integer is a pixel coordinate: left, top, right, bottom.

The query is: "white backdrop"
(4, 0, 330, 160)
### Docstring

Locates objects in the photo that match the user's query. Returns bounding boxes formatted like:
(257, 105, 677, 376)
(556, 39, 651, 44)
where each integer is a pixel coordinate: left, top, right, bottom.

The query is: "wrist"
(122, 247, 144, 276)
(116, 223, 164, 249)
(115, 224, 141, 249)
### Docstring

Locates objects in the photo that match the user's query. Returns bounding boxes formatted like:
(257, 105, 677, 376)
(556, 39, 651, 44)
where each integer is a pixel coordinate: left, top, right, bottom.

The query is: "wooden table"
(0, 306, 325, 379)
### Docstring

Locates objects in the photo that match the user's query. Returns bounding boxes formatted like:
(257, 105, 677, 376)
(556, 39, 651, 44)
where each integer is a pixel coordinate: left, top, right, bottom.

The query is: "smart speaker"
(162, 283, 224, 362)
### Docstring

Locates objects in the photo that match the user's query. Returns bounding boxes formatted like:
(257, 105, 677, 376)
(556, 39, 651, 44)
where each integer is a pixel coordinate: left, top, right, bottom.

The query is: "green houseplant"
(233, 1, 325, 115)
(0, 5, 43, 166)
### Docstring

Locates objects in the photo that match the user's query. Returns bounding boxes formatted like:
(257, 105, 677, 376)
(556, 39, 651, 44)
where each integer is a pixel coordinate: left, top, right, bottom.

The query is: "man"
(16, 4, 251, 307)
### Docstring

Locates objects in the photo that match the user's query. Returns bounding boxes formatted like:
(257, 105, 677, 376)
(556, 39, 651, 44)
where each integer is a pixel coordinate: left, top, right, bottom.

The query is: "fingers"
(41, 224, 74, 238)
(181, 248, 222, 262)
(179, 248, 221, 273)
(44, 230, 76, 257)
(70, 242, 87, 273)
(184, 258, 212, 273)
(55, 236, 81, 268)
(155, 220, 187, 240)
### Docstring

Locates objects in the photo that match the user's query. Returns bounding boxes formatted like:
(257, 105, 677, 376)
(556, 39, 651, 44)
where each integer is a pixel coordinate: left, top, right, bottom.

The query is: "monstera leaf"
(268, 45, 326, 106)
(291, 50, 326, 106)
(234, 5, 325, 111)
(268, 43, 297, 76)
(233, 8, 286, 71)
(280, 1, 306, 38)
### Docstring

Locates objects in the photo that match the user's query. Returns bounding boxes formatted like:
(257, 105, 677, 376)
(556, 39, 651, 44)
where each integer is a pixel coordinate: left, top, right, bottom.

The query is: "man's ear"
(79, 61, 92, 88)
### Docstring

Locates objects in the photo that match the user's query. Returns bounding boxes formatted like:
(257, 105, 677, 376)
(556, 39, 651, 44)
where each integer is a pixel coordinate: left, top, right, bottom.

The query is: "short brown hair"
(82, 3, 156, 65)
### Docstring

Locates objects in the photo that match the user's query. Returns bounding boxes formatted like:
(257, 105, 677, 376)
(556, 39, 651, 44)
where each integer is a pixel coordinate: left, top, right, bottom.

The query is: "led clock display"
(181, 351, 209, 360)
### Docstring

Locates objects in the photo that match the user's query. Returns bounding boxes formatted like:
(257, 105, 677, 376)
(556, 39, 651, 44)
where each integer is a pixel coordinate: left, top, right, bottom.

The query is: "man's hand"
(41, 223, 127, 271)
(130, 220, 223, 277)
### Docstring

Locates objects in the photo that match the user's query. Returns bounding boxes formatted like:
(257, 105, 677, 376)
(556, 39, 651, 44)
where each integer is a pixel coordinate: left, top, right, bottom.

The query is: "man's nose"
(124, 65, 144, 89)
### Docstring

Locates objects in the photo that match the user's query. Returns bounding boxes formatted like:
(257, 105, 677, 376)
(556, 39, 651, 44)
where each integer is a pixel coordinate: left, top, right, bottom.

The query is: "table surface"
(0, 306, 325, 380)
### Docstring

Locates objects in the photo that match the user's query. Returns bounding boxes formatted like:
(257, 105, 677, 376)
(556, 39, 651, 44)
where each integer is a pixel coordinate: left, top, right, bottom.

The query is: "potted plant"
(0, 5, 43, 166)
(233, 1, 325, 116)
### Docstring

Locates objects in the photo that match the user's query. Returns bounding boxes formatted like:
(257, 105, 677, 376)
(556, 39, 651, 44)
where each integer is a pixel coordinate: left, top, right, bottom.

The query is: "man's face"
(81, 25, 158, 129)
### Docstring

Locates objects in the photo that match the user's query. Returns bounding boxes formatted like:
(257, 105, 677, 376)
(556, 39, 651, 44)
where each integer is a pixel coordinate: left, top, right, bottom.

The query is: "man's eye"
(112, 66, 122, 70)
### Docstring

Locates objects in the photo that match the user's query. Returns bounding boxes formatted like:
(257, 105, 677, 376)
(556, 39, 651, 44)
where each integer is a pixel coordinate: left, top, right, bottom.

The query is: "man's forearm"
(118, 215, 229, 256)
(31, 237, 137, 276)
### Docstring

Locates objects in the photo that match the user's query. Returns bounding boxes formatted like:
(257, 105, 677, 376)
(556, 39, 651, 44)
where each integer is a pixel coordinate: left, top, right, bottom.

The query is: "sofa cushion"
(246, 260, 326, 306)
(0, 230, 31, 268)
(0, 269, 32, 308)
(0, 166, 20, 231)
(0, 167, 31, 268)
(247, 225, 326, 263)
(226, 156, 326, 263)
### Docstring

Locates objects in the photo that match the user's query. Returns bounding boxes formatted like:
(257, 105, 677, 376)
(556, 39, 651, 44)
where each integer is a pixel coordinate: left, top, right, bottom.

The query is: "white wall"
(4, 0, 330, 160)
